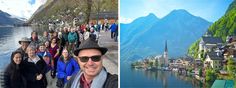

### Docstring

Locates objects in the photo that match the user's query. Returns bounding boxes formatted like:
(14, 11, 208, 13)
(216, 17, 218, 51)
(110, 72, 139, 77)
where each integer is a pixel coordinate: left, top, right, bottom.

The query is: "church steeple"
(165, 40, 168, 52)
(164, 40, 168, 67)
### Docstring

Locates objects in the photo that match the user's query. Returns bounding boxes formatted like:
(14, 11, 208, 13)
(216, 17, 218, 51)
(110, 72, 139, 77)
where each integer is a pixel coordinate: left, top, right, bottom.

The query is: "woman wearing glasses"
(56, 48, 80, 88)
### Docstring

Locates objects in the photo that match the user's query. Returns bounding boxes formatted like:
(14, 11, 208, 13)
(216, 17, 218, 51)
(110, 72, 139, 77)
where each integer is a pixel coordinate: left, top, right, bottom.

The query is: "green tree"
(199, 68, 203, 77)
(205, 69, 217, 82)
(227, 58, 236, 73)
(188, 40, 200, 59)
(148, 61, 153, 67)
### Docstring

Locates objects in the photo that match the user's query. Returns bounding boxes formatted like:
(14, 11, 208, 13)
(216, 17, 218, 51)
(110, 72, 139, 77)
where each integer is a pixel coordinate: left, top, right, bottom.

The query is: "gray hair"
(27, 45, 37, 51)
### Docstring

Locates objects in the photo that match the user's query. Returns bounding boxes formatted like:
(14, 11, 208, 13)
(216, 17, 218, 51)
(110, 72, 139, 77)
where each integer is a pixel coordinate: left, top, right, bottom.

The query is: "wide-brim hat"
(74, 38, 108, 56)
(18, 37, 31, 44)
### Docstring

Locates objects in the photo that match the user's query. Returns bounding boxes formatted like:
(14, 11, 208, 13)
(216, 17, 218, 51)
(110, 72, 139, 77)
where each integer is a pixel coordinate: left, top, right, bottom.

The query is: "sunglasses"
(78, 55, 102, 62)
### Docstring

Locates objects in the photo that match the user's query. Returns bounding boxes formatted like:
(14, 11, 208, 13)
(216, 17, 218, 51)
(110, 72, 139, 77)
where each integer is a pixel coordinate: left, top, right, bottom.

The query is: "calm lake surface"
(120, 63, 204, 88)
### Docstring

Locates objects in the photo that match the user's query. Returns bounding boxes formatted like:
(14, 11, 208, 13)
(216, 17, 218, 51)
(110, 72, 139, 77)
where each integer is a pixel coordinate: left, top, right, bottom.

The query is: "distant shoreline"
(0, 25, 14, 27)
(0, 25, 31, 27)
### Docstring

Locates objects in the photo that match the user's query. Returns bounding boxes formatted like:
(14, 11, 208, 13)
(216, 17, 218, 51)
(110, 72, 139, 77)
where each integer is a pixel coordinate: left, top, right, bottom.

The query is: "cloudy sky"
(0, 0, 46, 19)
(120, 0, 233, 23)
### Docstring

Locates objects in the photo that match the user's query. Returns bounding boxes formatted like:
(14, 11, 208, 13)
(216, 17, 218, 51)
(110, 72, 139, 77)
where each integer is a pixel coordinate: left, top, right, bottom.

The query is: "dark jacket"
(64, 71, 118, 88)
(61, 32, 69, 47)
(22, 56, 47, 88)
(36, 51, 53, 72)
(103, 73, 118, 88)
(4, 60, 26, 88)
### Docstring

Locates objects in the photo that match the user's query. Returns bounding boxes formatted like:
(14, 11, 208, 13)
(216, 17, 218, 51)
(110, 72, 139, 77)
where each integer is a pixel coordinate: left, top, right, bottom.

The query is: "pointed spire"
(165, 40, 168, 52)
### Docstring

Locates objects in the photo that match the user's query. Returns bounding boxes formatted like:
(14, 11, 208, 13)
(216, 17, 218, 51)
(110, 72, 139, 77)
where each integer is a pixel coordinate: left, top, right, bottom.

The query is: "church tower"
(163, 40, 168, 67)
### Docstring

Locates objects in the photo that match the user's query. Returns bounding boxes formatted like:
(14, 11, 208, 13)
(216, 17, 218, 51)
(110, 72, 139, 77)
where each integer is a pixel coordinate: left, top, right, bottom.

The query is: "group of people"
(3, 22, 118, 88)
(78, 21, 118, 42)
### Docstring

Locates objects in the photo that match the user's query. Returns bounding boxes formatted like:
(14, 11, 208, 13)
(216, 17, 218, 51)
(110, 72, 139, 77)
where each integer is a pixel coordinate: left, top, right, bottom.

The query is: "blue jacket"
(110, 23, 117, 32)
(57, 57, 80, 83)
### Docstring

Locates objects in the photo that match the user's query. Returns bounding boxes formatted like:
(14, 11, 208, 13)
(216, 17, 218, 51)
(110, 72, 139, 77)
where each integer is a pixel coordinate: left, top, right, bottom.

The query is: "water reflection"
(0, 26, 48, 71)
(130, 67, 202, 88)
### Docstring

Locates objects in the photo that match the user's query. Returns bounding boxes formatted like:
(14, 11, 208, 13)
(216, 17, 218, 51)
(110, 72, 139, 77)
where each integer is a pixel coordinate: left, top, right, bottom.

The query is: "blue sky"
(120, 0, 233, 23)
(28, 0, 36, 5)
(0, 0, 46, 19)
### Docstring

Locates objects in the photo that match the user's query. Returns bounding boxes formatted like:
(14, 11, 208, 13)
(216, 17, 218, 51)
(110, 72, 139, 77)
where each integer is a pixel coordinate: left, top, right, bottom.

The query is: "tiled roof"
(202, 37, 223, 44)
(207, 52, 224, 60)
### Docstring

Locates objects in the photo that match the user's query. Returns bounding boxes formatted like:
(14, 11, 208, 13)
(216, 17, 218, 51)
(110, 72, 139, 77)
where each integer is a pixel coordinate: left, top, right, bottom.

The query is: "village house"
(148, 57, 157, 68)
(168, 59, 176, 68)
(199, 36, 223, 58)
(194, 59, 203, 75)
(175, 59, 184, 68)
(224, 36, 236, 58)
(182, 57, 194, 67)
(204, 52, 224, 70)
(195, 59, 202, 67)
(155, 55, 165, 67)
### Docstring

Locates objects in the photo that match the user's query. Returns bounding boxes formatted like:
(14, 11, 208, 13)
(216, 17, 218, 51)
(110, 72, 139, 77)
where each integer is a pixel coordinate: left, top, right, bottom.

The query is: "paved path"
(98, 30, 118, 75)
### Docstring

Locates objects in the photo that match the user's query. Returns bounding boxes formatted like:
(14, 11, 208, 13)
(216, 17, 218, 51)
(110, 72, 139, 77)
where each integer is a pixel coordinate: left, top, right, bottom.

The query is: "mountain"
(188, 0, 236, 58)
(0, 10, 24, 26)
(120, 13, 159, 44)
(28, 0, 118, 24)
(121, 9, 212, 63)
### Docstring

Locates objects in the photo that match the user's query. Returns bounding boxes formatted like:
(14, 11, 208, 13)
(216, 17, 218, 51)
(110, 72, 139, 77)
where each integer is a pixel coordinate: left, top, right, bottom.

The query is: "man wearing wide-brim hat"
(17, 37, 31, 60)
(65, 38, 118, 88)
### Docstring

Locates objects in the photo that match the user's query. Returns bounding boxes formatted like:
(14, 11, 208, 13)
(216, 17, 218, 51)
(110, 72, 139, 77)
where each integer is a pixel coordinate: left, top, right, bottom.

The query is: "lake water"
(0, 26, 47, 71)
(120, 63, 204, 88)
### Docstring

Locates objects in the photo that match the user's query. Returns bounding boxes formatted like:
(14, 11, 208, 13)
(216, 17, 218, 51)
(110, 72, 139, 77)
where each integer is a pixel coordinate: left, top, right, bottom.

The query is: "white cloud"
(120, 16, 133, 24)
(0, 0, 46, 19)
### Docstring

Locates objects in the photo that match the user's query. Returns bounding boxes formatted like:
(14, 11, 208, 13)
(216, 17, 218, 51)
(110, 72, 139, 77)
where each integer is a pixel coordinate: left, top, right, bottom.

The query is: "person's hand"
(67, 76, 71, 80)
(51, 70, 55, 78)
(36, 74, 43, 80)
(53, 55, 57, 58)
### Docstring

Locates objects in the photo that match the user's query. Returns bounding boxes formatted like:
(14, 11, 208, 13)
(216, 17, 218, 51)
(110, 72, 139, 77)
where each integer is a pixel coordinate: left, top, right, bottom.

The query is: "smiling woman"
(3, 51, 26, 88)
